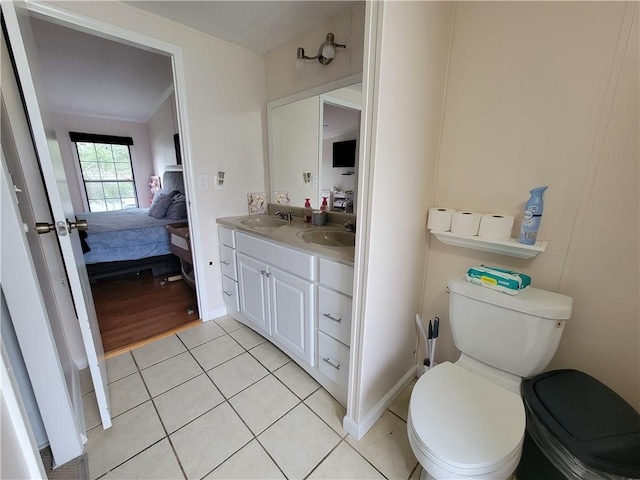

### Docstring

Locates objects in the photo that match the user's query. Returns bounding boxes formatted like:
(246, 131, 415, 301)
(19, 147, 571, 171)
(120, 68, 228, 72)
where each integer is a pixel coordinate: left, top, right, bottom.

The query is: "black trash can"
(517, 369, 640, 480)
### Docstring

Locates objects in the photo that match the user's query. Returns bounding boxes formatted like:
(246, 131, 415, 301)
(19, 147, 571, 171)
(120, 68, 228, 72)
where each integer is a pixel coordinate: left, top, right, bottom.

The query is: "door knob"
(68, 218, 88, 231)
(35, 222, 56, 234)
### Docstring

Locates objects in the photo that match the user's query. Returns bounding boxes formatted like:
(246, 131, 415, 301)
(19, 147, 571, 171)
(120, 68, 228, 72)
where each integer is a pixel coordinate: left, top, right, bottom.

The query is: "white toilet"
(408, 276, 572, 480)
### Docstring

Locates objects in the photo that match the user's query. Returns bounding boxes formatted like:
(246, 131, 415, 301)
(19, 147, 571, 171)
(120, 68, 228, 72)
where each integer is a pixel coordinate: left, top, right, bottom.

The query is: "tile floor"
(81, 316, 421, 480)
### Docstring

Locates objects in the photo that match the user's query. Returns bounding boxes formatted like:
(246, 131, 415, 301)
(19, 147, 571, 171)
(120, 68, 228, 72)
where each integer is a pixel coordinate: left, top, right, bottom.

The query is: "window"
(70, 132, 137, 212)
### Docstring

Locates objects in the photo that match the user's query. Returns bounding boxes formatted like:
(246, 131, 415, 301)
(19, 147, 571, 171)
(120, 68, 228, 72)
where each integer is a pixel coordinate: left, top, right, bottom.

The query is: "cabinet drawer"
(222, 275, 239, 312)
(318, 258, 353, 296)
(218, 226, 236, 248)
(318, 332, 350, 388)
(219, 244, 237, 280)
(318, 286, 352, 346)
(236, 232, 313, 281)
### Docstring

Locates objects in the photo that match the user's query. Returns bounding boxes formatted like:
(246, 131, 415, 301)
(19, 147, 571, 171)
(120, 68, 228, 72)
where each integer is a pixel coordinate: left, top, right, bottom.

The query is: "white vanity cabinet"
(235, 232, 314, 366)
(316, 258, 354, 400)
(218, 227, 239, 312)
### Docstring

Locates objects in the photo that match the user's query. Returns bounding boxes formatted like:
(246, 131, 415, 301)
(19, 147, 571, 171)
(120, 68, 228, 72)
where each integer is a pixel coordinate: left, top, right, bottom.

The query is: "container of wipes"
(466, 265, 531, 295)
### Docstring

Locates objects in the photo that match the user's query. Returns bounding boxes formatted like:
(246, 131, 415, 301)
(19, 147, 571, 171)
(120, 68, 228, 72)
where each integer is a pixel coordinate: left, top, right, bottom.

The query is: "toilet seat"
(408, 362, 526, 478)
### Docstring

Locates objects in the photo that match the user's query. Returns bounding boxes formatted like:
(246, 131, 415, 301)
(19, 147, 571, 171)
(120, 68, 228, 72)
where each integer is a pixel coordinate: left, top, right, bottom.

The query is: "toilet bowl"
(408, 362, 525, 480)
(408, 276, 572, 480)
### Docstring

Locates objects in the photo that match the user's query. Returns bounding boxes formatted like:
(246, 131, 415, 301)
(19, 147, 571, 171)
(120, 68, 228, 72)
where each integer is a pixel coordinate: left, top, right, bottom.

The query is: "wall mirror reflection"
(269, 82, 362, 212)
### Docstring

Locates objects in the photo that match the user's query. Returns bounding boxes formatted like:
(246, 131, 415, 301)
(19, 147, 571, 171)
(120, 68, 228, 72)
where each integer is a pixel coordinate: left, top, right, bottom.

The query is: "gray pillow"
(149, 193, 175, 218)
(165, 194, 187, 220)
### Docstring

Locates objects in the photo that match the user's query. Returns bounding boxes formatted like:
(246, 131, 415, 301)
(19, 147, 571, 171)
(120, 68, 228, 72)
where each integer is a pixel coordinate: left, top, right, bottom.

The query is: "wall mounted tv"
(332, 139, 357, 168)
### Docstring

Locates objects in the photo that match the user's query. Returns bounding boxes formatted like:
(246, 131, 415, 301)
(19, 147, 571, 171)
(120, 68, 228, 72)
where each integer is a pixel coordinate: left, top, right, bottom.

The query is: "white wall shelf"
(430, 230, 547, 259)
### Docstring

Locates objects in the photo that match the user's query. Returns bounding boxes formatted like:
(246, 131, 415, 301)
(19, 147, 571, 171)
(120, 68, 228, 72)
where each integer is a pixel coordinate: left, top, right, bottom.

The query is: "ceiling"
(124, 1, 358, 55)
(29, 1, 358, 123)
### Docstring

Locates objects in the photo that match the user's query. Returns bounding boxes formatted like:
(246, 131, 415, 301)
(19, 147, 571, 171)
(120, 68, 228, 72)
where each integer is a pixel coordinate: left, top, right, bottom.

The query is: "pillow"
(149, 193, 175, 218)
(165, 194, 187, 220)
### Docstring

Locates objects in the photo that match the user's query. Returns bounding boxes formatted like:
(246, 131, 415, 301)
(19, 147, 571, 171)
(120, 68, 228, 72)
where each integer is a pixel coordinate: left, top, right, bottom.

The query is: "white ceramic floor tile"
(215, 315, 244, 333)
(274, 361, 320, 399)
(305, 388, 347, 437)
(207, 352, 268, 398)
(308, 441, 385, 479)
(106, 352, 138, 384)
(389, 379, 416, 422)
(140, 352, 202, 397)
(230, 375, 300, 435)
(83, 372, 150, 430)
(102, 439, 183, 480)
(132, 335, 186, 369)
(259, 403, 340, 479)
(346, 410, 418, 480)
(170, 402, 252, 480)
(190, 334, 244, 371)
(178, 320, 226, 349)
(204, 439, 284, 479)
(248, 342, 291, 371)
(85, 401, 165, 480)
(154, 373, 224, 433)
(229, 325, 266, 349)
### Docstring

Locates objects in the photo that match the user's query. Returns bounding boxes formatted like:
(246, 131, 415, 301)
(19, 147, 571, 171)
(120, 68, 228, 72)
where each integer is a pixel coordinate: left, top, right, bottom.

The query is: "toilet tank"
(448, 276, 572, 378)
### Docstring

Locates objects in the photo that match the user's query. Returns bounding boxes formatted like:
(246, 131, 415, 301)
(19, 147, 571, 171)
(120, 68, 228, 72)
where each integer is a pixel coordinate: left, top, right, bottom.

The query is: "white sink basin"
(240, 215, 289, 227)
(298, 229, 355, 247)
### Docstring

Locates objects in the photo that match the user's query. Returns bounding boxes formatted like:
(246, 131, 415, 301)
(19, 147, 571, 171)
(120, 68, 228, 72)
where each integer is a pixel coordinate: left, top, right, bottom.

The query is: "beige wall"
(265, 3, 365, 101)
(147, 92, 179, 179)
(421, 2, 639, 409)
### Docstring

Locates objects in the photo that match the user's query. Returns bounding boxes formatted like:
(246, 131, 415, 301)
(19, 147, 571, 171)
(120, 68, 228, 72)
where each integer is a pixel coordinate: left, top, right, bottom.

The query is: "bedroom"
(28, 16, 199, 354)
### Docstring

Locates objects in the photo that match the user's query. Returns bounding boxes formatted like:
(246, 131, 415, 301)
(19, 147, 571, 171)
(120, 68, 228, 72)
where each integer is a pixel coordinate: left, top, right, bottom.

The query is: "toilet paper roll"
(450, 211, 482, 236)
(478, 214, 515, 241)
(427, 207, 455, 231)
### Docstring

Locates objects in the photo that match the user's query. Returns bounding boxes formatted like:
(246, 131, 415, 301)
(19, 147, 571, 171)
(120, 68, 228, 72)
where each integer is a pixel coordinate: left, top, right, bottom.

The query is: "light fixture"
(296, 33, 346, 70)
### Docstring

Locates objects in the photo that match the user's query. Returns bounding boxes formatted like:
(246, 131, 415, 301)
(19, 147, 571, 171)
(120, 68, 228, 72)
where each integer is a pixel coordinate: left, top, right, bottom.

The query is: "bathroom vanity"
(216, 214, 354, 405)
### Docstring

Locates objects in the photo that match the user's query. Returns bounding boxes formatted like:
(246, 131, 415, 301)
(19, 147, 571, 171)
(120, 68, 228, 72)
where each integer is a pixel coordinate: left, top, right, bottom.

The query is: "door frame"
(21, 1, 206, 316)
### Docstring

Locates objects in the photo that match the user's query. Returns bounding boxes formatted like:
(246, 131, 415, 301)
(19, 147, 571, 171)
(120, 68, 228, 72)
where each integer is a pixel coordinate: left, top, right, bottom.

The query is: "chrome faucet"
(274, 210, 293, 222)
(344, 221, 355, 233)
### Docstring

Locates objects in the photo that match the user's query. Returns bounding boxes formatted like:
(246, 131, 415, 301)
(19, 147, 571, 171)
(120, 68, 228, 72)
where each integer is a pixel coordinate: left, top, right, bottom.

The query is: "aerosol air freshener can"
(518, 186, 548, 245)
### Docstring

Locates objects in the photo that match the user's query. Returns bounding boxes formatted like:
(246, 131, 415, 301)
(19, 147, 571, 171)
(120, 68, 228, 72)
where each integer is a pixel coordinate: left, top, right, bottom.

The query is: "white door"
(3, 2, 111, 428)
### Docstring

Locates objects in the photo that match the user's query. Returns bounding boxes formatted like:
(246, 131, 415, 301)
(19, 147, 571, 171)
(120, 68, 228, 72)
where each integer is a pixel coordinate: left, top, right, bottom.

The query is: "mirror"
(269, 82, 362, 212)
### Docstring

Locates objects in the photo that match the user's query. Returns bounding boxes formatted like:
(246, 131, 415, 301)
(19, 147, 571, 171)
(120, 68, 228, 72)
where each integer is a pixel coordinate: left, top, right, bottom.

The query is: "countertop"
(216, 214, 355, 266)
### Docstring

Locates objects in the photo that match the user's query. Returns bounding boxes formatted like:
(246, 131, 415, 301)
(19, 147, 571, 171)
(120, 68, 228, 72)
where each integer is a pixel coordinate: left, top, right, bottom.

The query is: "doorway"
(28, 15, 201, 355)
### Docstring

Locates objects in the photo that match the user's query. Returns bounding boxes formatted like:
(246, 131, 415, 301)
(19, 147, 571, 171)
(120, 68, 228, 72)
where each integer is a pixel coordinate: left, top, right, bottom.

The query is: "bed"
(80, 170, 187, 281)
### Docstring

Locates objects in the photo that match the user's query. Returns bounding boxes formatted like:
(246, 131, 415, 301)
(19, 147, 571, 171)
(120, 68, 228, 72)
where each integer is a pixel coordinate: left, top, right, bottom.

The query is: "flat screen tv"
(332, 139, 356, 168)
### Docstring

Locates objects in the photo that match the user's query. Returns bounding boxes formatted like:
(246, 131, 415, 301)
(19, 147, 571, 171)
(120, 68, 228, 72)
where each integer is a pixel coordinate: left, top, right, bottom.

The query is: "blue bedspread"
(80, 208, 184, 264)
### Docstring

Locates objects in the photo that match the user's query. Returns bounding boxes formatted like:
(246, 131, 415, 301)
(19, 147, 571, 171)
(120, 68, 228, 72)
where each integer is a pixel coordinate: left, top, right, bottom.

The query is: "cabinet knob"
(322, 357, 341, 370)
(260, 270, 266, 275)
(323, 313, 342, 323)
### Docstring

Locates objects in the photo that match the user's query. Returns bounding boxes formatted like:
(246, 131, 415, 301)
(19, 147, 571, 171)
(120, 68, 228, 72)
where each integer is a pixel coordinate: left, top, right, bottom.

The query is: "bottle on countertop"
(321, 196, 328, 211)
(304, 198, 312, 223)
(518, 186, 548, 245)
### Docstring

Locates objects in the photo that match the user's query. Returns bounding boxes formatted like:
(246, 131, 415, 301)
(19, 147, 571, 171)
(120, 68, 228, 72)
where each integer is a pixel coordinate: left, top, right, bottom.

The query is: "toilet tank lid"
(448, 276, 572, 320)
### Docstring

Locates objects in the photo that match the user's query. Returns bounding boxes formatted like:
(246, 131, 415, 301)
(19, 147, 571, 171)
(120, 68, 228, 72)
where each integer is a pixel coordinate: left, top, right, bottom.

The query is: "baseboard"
(343, 365, 417, 440)
(208, 306, 227, 321)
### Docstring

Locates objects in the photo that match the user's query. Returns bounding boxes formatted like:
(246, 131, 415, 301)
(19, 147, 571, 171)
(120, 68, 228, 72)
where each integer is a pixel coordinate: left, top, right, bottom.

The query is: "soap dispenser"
(321, 196, 328, 211)
(304, 198, 312, 223)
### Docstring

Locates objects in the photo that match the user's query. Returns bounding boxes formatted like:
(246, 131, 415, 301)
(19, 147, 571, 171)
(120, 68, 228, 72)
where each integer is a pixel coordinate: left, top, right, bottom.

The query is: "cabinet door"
(269, 266, 314, 365)
(236, 253, 270, 335)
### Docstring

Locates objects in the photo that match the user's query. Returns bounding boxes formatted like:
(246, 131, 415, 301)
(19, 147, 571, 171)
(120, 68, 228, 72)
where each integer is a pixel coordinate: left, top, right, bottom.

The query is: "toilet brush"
(415, 314, 430, 371)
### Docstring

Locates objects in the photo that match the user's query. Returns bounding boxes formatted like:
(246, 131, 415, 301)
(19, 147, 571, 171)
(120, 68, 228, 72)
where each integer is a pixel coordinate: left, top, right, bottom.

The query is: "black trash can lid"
(522, 369, 640, 478)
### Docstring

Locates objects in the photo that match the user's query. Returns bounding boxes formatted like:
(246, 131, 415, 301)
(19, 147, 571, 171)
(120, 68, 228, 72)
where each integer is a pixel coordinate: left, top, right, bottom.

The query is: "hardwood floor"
(91, 270, 199, 357)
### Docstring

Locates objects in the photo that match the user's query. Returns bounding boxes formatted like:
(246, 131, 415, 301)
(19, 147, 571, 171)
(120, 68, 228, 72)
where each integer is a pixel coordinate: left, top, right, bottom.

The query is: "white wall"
(349, 1, 454, 429)
(53, 112, 155, 212)
(147, 92, 179, 179)
(47, 0, 268, 319)
(421, 2, 639, 409)
(265, 3, 365, 101)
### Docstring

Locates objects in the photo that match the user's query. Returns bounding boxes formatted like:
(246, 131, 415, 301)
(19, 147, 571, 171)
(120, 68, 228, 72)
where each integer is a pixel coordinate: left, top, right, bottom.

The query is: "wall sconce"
(296, 33, 346, 71)
(303, 172, 312, 185)
(216, 171, 225, 189)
